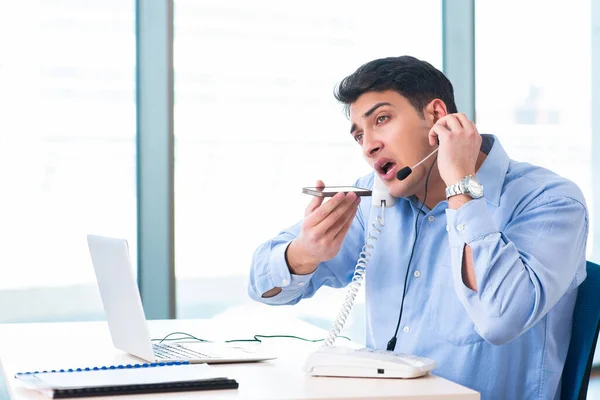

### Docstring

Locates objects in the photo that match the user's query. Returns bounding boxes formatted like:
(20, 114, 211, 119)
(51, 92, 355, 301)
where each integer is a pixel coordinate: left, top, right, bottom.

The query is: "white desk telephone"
(304, 174, 436, 379)
(304, 345, 436, 379)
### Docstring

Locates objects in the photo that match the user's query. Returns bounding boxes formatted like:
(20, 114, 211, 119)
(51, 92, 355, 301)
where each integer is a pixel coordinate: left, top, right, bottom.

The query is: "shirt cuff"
(268, 242, 315, 290)
(445, 198, 497, 246)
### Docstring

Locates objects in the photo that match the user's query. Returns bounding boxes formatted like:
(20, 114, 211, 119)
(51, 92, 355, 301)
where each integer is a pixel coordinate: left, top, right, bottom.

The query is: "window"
(476, 1, 592, 241)
(475, 0, 596, 364)
(0, 0, 136, 322)
(174, 0, 442, 343)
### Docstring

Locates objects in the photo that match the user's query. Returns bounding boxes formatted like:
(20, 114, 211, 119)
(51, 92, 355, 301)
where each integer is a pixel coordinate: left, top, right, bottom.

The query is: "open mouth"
(381, 162, 394, 174)
(375, 159, 397, 180)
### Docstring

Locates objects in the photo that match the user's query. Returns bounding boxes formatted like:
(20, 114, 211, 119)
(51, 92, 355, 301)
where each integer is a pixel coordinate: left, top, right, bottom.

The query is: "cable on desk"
(151, 331, 351, 344)
(151, 332, 212, 344)
(225, 334, 351, 344)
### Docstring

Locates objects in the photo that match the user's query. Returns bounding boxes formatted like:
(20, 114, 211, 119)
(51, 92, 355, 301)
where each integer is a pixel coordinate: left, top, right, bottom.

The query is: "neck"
(414, 151, 487, 210)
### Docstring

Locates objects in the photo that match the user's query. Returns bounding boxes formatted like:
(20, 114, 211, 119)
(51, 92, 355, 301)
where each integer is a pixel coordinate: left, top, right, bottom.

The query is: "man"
(247, 56, 588, 399)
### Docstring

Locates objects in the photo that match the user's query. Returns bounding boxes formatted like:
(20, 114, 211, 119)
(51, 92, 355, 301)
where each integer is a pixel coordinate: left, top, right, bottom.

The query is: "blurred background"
(0, 0, 598, 396)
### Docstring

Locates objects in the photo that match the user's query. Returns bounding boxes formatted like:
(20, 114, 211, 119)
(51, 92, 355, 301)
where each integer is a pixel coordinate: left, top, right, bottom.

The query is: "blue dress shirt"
(248, 135, 588, 399)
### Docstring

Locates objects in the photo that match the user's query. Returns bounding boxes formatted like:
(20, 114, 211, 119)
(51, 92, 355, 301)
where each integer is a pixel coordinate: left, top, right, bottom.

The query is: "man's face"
(349, 90, 436, 198)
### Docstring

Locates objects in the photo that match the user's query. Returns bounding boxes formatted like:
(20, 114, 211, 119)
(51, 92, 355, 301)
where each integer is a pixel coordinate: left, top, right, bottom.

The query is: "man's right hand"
(287, 180, 361, 275)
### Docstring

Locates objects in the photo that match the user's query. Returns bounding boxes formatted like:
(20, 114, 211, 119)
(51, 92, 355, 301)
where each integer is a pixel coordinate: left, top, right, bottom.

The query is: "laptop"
(87, 234, 276, 364)
(0, 357, 15, 400)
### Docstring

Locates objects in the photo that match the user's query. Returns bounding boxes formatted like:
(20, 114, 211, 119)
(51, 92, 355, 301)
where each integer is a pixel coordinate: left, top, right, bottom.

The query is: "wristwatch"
(445, 175, 484, 199)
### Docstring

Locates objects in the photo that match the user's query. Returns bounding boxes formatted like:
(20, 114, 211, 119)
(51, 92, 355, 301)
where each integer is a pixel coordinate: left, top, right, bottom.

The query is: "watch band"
(445, 181, 466, 199)
(446, 175, 483, 199)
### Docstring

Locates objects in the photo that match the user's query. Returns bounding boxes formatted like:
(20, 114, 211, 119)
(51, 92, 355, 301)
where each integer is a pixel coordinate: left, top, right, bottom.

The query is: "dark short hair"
(334, 56, 458, 118)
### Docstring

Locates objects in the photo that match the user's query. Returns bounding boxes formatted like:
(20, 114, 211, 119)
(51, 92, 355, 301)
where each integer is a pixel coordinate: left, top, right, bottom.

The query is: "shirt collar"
(475, 134, 510, 207)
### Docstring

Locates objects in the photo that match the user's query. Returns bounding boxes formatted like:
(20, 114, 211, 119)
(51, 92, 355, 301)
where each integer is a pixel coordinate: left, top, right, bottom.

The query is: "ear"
(424, 99, 449, 124)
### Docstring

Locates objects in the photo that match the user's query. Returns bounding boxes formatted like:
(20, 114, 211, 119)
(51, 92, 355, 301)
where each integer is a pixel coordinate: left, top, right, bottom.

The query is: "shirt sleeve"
(247, 200, 367, 306)
(445, 196, 588, 345)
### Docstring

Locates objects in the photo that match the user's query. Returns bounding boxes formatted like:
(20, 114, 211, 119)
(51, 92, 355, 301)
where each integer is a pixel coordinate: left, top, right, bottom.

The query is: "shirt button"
(428, 215, 435, 222)
(457, 224, 465, 231)
(298, 281, 305, 287)
(282, 279, 289, 286)
(414, 270, 421, 278)
(403, 326, 410, 333)
(446, 225, 450, 232)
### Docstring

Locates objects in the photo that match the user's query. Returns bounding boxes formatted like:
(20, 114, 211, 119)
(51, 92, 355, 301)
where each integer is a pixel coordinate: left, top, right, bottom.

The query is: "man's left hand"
(428, 113, 482, 186)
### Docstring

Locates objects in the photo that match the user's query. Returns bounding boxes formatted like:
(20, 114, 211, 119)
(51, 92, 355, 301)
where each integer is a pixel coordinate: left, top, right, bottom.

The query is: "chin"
(388, 182, 413, 199)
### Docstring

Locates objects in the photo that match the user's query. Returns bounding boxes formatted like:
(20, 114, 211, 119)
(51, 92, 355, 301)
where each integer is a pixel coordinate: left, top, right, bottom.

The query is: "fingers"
(429, 115, 454, 145)
(429, 129, 438, 146)
(439, 113, 477, 133)
(430, 113, 478, 145)
(429, 122, 452, 145)
(305, 180, 325, 216)
(306, 196, 324, 216)
(454, 113, 477, 133)
(333, 206, 358, 243)
(304, 186, 349, 227)
(306, 191, 358, 233)
(443, 114, 463, 133)
(327, 195, 360, 238)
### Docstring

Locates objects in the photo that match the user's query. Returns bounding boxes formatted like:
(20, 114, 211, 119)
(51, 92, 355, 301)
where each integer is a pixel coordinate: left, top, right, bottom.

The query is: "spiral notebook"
(14, 361, 238, 398)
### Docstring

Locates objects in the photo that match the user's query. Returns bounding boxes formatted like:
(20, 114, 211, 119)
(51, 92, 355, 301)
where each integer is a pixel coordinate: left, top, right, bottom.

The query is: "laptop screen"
(0, 359, 13, 400)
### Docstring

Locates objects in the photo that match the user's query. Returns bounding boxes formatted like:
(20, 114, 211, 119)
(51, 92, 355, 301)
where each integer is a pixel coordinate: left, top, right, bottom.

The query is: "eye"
(376, 115, 389, 125)
(354, 133, 364, 144)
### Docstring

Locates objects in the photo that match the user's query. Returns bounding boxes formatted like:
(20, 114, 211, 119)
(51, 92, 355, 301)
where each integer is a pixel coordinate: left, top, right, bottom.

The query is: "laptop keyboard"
(152, 343, 216, 360)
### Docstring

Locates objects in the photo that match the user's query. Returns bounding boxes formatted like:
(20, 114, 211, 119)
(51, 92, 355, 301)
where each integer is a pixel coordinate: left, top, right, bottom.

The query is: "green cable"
(152, 331, 351, 344)
(151, 331, 212, 344)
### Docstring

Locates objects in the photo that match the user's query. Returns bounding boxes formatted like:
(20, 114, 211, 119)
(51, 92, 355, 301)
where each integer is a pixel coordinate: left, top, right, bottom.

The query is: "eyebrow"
(349, 102, 393, 134)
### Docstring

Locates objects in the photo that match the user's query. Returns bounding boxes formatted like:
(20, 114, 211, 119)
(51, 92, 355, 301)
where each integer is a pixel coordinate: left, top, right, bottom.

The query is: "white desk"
(0, 312, 479, 399)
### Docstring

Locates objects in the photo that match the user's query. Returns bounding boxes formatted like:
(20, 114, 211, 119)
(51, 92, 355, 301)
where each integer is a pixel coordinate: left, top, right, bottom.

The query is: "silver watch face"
(465, 177, 484, 198)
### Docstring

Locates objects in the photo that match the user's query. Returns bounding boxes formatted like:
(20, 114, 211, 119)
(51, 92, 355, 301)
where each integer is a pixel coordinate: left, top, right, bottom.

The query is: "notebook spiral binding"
(16, 361, 190, 376)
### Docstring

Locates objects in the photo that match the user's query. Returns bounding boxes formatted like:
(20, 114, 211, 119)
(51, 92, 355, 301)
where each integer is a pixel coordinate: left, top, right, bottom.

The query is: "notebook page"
(30, 364, 225, 389)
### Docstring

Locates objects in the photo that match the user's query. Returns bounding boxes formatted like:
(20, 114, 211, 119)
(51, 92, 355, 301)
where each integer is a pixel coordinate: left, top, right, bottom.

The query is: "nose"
(362, 131, 382, 159)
